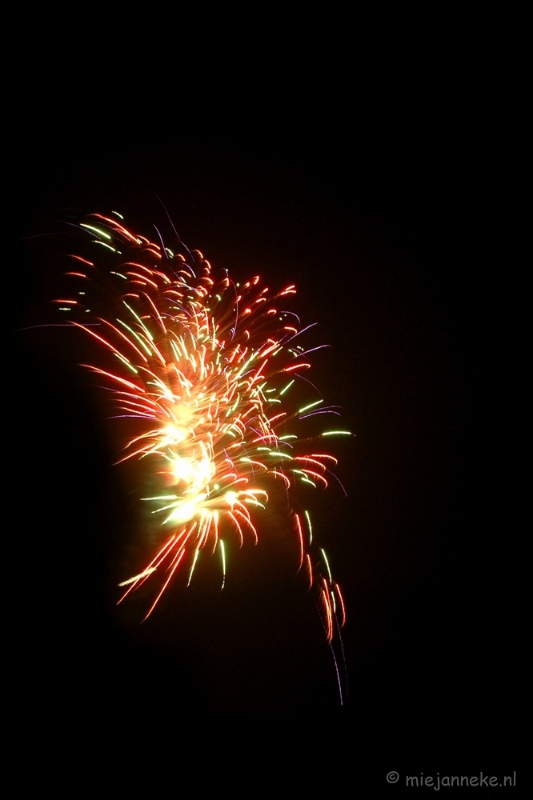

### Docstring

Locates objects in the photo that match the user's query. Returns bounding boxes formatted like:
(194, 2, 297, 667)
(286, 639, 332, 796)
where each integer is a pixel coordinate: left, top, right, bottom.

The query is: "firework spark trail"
(57, 211, 349, 646)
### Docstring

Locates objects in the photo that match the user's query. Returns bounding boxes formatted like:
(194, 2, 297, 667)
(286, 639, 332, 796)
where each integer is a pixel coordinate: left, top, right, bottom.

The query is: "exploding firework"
(55, 211, 349, 648)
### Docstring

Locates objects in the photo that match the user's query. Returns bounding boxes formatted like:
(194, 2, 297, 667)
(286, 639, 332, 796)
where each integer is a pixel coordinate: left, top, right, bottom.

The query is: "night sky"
(14, 78, 525, 787)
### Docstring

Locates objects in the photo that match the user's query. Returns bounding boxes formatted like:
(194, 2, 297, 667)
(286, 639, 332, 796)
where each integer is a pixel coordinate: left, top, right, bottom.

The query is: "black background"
(13, 47, 526, 789)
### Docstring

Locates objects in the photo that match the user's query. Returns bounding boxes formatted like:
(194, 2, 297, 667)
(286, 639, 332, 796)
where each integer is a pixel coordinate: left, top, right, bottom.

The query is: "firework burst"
(56, 211, 349, 648)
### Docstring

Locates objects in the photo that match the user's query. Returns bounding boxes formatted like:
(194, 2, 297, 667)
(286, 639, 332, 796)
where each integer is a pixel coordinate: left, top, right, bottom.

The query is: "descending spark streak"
(58, 211, 349, 644)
